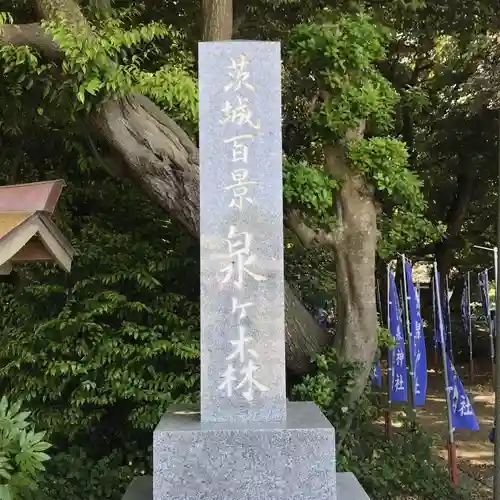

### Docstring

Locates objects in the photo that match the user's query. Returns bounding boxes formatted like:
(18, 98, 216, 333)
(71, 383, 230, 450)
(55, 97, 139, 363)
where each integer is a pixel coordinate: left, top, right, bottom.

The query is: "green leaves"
(293, 349, 470, 500)
(347, 137, 420, 204)
(41, 13, 195, 118)
(0, 166, 200, 441)
(0, 11, 13, 24)
(0, 397, 51, 500)
(282, 11, 440, 259)
(292, 347, 372, 428)
(287, 13, 399, 140)
(283, 158, 337, 220)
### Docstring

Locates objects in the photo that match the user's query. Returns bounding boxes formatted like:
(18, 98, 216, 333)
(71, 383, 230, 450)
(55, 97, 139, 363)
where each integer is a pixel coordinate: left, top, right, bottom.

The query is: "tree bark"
(284, 281, 332, 373)
(0, 0, 332, 374)
(202, 0, 233, 41)
(0, 23, 59, 57)
(325, 144, 379, 403)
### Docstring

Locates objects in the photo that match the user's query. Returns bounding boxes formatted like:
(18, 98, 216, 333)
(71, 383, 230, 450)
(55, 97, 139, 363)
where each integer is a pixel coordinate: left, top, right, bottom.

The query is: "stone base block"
(122, 472, 370, 500)
(153, 401, 335, 500)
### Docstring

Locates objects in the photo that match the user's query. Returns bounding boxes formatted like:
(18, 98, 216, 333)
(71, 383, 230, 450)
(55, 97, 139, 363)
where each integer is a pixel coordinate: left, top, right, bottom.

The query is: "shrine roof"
(0, 179, 65, 214)
(0, 211, 74, 273)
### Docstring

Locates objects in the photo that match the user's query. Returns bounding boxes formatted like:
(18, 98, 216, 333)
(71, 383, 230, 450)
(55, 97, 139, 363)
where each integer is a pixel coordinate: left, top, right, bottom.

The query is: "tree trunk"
(325, 145, 378, 404)
(285, 281, 332, 373)
(202, 0, 233, 41)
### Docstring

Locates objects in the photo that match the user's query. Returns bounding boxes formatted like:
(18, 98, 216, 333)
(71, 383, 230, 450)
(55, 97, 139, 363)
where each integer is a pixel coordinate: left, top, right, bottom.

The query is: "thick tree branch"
(284, 209, 337, 248)
(435, 170, 475, 273)
(0, 23, 60, 58)
(36, 0, 87, 24)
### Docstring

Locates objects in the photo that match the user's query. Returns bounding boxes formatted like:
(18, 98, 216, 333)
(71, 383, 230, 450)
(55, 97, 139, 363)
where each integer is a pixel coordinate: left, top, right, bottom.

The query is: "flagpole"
(495, 246, 498, 320)
(445, 275, 454, 364)
(434, 261, 459, 485)
(486, 271, 496, 387)
(402, 254, 416, 429)
(432, 275, 439, 368)
(386, 264, 392, 439)
(493, 109, 500, 500)
(474, 247, 497, 383)
(467, 272, 474, 384)
(375, 277, 383, 392)
(376, 278, 383, 327)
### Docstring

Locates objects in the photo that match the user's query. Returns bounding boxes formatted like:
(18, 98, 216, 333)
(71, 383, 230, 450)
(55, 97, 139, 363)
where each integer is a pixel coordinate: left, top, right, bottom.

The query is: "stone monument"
(122, 41, 370, 500)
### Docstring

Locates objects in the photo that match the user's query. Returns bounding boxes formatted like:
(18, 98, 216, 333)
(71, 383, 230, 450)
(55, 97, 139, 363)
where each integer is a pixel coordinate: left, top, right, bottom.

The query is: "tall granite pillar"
(121, 41, 371, 500)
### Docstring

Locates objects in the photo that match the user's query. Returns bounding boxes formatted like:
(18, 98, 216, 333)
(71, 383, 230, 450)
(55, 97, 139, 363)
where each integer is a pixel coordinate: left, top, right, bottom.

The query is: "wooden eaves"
(0, 180, 75, 275)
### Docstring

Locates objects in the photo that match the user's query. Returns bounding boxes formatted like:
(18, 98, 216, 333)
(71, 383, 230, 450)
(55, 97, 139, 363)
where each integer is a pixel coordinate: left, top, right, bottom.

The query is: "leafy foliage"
(282, 11, 441, 260)
(292, 348, 375, 430)
(1, 1, 498, 498)
(288, 14, 399, 140)
(283, 158, 337, 221)
(0, 397, 51, 500)
(347, 138, 416, 203)
(38, 446, 149, 500)
(339, 428, 470, 500)
(43, 13, 197, 124)
(0, 148, 200, 444)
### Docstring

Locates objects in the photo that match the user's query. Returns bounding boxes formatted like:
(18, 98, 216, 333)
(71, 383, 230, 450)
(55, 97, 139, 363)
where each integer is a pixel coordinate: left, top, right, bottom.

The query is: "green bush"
(0, 397, 51, 500)
(338, 428, 470, 500)
(38, 446, 150, 500)
(0, 165, 200, 446)
(292, 347, 377, 429)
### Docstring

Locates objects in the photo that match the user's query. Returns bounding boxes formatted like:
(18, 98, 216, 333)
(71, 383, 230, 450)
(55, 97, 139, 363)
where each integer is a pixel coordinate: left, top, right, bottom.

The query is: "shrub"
(38, 446, 150, 500)
(292, 347, 377, 430)
(0, 171, 200, 447)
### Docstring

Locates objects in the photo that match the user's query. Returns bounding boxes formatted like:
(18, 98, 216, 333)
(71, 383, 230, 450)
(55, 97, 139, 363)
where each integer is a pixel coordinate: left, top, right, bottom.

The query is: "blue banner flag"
(478, 270, 490, 319)
(433, 272, 447, 346)
(444, 278, 455, 359)
(389, 272, 408, 402)
(433, 271, 447, 346)
(445, 353, 479, 431)
(405, 262, 427, 406)
(461, 277, 470, 337)
(372, 361, 382, 387)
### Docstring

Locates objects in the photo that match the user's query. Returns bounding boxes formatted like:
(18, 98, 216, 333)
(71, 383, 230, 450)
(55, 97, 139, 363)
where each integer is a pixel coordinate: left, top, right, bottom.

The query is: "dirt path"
(417, 358, 494, 488)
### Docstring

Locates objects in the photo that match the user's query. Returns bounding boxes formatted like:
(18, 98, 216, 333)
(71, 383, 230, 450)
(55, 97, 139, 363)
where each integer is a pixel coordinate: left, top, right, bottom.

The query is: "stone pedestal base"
(123, 473, 370, 500)
(152, 401, 335, 500)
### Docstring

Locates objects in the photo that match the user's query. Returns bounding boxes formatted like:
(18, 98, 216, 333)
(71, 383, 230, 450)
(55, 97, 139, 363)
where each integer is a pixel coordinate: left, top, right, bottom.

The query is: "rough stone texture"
(152, 402, 335, 500)
(198, 41, 286, 424)
(122, 473, 371, 500)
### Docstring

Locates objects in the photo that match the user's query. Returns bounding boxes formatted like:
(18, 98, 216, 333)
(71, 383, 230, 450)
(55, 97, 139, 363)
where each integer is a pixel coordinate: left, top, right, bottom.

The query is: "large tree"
(0, 0, 444, 404)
